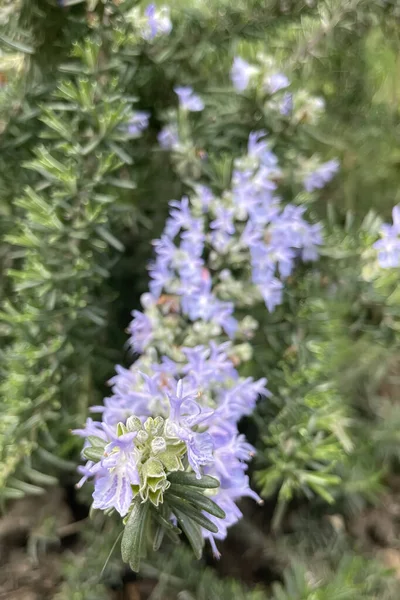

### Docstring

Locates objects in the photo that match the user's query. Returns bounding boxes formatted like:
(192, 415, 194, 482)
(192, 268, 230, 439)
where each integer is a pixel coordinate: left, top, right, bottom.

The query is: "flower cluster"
(147, 130, 323, 328)
(77, 342, 267, 556)
(231, 55, 327, 125)
(75, 379, 214, 516)
(74, 41, 341, 559)
(75, 119, 333, 557)
(374, 205, 400, 268)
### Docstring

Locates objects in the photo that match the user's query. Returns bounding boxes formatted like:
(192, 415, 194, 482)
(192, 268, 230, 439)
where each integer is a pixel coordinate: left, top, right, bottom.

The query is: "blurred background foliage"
(1, 0, 400, 598)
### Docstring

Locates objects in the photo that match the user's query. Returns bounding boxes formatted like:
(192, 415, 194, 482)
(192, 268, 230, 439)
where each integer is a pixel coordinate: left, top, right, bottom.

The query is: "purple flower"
(158, 124, 179, 149)
(304, 159, 340, 192)
(148, 259, 173, 298)
(193, 184, 214, 212)
(258, 277, 284, 312)
(142, 4, 172, 40)
(230, 57, 257, 92)
(247, 131, 279, 167)
(128, 310, 153, 354)
(72, 417, 107, 441)
(165, 196, 193, 237)
(174, 86, 204, 112)
(180, 218, 205, 258)
(280, 92, 293, 116)
(182, 342, 238, 389)
(127, 111, 150, 136)
(373, 205, 400, 268)
(391, 205, 400, 234)
(216, 377, 269, 422)
(180, 269, 237, 337)
(210, 205, 235, 252)
(264, 72, 290, 94)
(92, 427, 140, 516)
(166, 380, 214, 477)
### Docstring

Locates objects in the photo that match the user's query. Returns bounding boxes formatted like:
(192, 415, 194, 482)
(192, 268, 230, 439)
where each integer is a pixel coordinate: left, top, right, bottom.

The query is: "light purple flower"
(259, 277, 284, 312)
(230, 57, 257, 92)
(158, 124, 179, 149)
(193, 184, 214, 212)
(128, 310, 153, 354)
(142, 4, 172, 41)
(247, 131, 279, 167)
(373, 209, 400, 268)
(166, 380, 214, 477)
(165, 196, 194, 237)
(280, 92, 293, 116)
(174, 86, 204, 112)
(92, 427, 140, 516)
(264, 72, 290, 95)
(127, 111, 150, 136)
(304, 159, 340, 192)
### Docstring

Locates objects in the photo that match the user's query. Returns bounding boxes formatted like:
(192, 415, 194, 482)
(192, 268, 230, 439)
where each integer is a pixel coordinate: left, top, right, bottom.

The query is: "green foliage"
(271, 556, 397, 600)
(0, 28, 138, 492)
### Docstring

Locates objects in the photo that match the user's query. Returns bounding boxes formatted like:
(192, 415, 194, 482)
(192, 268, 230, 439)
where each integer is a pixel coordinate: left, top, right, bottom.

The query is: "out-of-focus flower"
(158, 123, 180, 149)
(142, 4, 172, 40)
(280, 92, 293, 116)
(230, 57, 258, 92)
(264, 72, 290, 94)
(127, 111, 150, 136)
(174, 86, 204, 112)
(303, 159, 340, 192)
(374, 205, 400, 268)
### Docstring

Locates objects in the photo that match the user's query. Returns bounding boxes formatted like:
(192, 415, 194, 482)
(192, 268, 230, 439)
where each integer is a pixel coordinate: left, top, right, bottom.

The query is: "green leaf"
(169, 484, 226, 519)
(171, 506, 204, 560)
(153, 523, 165, 552)
(150, 507, 181, 534)
(1, 488, 25, 500)
(7, 478, 44, 496)
(108, 142, 134, 165)
(22, 466, 58, 486)
(0, 33, 34, 54)
(96, 226, 125, 252)
(87, 436, 107, 448)
(167, 495, 219, 534)
(167, 472, 220, 489)
(82, 446, 104, 462)
(121, 499, 149, 572)
(106, 177, 136, 190)
(80, 137, 103, 156)
(37, 448, 77, 471)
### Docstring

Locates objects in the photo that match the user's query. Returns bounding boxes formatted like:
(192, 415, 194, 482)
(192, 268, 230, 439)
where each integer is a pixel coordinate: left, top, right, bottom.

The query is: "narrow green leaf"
(82, 446, 104, 462)
(37, 448, 77, 471)
(1, 488, 25, 500)
(96, 226, 125, 252)
(80, 136, 103, 156)
(22, 466, 58, 486)
(121, 499, 149, 571)
(8, 478, 44, 496)
(0, 34, 34, 54)
(87, 435, 107, 448)
(150, 506, 181, 534)
(153, 524, 165, 552)
(168, 472, 220, 489)
(171, 506, 204, 560)
(106, 177, 136, 190)
(168, 484, 226, 519)
(108, 142, 133, 165)
(167, 496, 219, 534)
